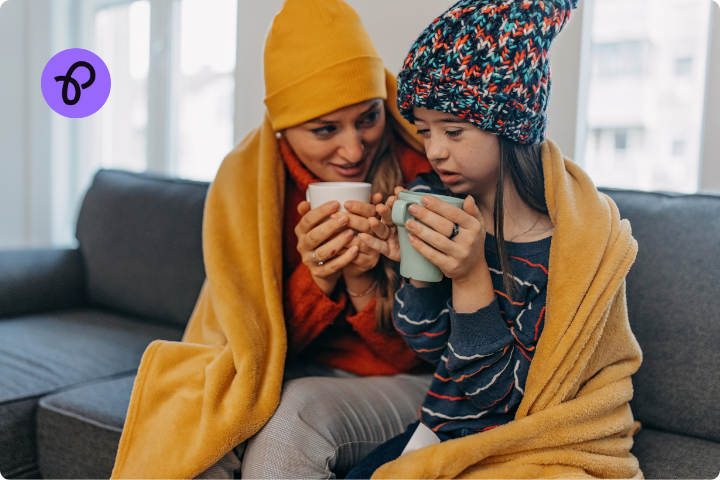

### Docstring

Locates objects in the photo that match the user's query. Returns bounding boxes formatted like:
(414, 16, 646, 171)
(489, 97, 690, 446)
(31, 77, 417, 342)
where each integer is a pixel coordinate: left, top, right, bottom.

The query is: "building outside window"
(593, 40, 647, 77)
(674, 56, 694, 75)
(580, 0, 713, 193)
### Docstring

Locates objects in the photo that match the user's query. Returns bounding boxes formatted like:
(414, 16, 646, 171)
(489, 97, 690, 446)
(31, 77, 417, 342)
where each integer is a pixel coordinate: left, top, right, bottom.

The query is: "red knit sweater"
(280, 135, 433, 376)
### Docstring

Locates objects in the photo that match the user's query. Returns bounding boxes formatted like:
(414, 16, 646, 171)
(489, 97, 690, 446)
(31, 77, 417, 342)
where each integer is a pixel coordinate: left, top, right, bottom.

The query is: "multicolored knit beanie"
(398, 0, 578, 145)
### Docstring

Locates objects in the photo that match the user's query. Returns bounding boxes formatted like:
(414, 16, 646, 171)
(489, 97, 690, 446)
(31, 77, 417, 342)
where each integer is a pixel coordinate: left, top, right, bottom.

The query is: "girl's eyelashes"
(415, 127, 462, 138)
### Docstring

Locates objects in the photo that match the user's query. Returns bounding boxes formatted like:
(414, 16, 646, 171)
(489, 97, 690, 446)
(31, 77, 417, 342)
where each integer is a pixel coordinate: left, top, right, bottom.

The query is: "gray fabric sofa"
(0, 169, 718, 479)
(0, 170, 207, 479)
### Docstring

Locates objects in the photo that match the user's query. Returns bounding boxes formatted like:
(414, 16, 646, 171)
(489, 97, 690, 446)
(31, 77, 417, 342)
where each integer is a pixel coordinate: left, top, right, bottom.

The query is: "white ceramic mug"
(306, 182, 372, 212)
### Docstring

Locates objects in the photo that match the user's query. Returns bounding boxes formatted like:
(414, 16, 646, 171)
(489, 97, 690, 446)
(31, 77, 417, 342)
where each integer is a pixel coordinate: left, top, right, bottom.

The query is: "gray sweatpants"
(196, 362, 432, 479)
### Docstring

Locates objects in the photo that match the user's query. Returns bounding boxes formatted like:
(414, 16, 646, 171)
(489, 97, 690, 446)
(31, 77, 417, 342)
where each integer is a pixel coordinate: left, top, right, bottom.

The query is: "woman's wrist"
(312, 272, 340, 297)
(343, 270, 377, 295)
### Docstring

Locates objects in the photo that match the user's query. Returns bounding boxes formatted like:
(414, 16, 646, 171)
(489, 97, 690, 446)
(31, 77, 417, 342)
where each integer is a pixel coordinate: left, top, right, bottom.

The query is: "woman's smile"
(329, 157, 367, 178)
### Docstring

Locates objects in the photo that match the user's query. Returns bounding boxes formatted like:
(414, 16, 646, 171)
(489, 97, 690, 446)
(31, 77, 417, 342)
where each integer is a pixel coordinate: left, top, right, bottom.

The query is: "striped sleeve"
(392, 280, 452, 364)
(444, 285, 545, 413)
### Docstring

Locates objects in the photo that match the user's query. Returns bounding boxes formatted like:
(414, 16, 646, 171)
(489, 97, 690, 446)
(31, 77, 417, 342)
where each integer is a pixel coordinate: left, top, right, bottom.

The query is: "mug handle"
(306, 188, 311, 204)
(392, 199, 412, 227)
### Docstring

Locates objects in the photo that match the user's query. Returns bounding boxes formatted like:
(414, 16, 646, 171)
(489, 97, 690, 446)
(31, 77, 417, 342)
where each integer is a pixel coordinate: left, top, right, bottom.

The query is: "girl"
(349, 0, 583, 476)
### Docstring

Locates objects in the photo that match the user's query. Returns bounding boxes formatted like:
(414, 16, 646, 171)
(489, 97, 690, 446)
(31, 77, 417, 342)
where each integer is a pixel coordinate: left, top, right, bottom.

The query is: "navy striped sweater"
(393, 173, 551, 439)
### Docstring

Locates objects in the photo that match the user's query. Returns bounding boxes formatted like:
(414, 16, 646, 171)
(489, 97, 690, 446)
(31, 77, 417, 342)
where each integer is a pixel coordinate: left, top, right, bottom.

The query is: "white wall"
(545, 0, 593, 162)
(701, 2, 720, 191)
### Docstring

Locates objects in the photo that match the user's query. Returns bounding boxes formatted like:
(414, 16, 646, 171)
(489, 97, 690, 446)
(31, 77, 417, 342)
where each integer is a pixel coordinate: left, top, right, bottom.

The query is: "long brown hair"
(494, 136, 547, 298)
(364, 116, 404, 333)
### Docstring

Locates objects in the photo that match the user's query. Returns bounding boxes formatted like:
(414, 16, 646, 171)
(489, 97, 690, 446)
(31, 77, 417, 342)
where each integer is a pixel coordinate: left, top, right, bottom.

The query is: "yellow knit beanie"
(263, 0, 387, 131)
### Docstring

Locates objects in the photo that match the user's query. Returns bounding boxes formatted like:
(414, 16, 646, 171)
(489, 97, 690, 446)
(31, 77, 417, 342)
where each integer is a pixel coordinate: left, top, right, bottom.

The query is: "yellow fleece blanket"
(372, 139, 643, 479)
(111, 71, 422, 479)
(111, 112, 287, 479)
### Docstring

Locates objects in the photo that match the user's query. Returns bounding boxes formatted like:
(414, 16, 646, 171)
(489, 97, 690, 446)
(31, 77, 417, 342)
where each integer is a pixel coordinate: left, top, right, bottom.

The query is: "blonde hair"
(364, 115, 404, 333)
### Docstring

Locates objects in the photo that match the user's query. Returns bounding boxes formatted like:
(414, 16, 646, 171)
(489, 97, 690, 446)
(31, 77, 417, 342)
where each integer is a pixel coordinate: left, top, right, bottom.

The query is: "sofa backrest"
(76, 169, 209, 328)
(602, 188, 720, 443)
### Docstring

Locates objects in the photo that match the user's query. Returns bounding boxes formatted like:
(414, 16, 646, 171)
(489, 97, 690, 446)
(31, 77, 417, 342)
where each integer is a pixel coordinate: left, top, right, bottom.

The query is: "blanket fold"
(371, 140, 642, 479)
(111, 71, 423, 479)
(111, 112, 287, 479)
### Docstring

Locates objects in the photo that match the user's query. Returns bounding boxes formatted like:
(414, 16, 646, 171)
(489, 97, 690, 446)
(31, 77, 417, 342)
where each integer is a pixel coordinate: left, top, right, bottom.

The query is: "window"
(170, 0, 237, 181)
(614, 131, 628, 151)
(675, 57, 693, 75)
(81, 0, 237, 186)
(673, 139, 686, 156)
(580, 0, 714, 193)
(93, 0, 150, 172)
(585, 127, 644, 187)
(594, 41, 646, 77)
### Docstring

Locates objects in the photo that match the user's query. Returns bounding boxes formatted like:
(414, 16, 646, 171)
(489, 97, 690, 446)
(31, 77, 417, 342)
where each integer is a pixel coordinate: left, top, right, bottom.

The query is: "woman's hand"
(339, 193, 384, 278)
(296, 193, 383, 296)
(358, 187, 406, 262)
(295, 200, 361, 296)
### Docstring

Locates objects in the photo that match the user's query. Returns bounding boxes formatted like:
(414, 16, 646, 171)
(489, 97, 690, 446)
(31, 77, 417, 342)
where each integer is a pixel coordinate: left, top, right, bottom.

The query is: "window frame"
(77, 0, 176, 176)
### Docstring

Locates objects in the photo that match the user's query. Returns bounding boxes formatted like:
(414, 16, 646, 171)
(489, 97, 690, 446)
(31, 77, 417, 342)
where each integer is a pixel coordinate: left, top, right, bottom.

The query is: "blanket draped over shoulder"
(111, 71, 422, 479)
(372, 139, 643, 479)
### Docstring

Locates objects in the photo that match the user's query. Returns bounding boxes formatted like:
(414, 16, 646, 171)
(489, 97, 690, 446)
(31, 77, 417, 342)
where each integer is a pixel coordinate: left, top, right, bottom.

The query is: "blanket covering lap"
(372, 140, 643, 479)
(111, 71, 423, 479)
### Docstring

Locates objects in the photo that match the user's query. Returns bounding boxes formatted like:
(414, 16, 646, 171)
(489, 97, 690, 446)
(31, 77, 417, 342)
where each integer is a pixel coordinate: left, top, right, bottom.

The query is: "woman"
(111, 0, 433, 478)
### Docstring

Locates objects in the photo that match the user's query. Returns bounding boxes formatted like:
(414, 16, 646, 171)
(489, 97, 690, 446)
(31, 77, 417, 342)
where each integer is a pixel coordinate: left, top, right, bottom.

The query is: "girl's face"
(413, 107, 500, 198)
(283, 99, 386, 182)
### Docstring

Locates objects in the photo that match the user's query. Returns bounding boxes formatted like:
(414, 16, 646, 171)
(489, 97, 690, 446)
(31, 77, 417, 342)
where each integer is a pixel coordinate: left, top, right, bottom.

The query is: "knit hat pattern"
(398, 0, 578, 145)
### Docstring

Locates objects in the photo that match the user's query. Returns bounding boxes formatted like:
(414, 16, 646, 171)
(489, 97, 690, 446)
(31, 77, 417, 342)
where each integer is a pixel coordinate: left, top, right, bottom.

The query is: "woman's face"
(282, 99, 386, 182)
(413, 107, 500, 199)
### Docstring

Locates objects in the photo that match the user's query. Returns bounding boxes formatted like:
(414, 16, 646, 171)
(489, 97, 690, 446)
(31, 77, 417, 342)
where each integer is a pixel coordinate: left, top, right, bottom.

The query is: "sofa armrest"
(0, 248, 86, 318)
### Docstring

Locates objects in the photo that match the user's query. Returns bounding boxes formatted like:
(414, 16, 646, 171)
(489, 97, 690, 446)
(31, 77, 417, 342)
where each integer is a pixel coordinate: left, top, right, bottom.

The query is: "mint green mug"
(391, 190, 465, 282)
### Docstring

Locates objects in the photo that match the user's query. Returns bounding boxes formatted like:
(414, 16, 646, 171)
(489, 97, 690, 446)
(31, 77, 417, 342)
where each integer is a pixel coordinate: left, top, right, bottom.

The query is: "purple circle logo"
(41, 48, 111, 118)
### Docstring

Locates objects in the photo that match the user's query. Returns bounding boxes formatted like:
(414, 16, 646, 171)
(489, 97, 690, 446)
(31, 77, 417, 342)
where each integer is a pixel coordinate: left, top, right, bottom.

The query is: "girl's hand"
(403, 194, 488, 282)
(358, 187, 406, 262)
(295, 200, 360, 296)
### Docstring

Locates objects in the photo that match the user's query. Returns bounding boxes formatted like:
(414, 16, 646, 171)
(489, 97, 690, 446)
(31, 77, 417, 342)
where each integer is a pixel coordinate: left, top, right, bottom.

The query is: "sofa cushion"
(0, 248, 85, 319)
(631, 427, 720, 479)
(602, 189, 720, 443)
(0, 309, 182, 479)
(37, 375, 135, 479)
(0, 397, 42, 479)
(76, 169, 209, 328)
